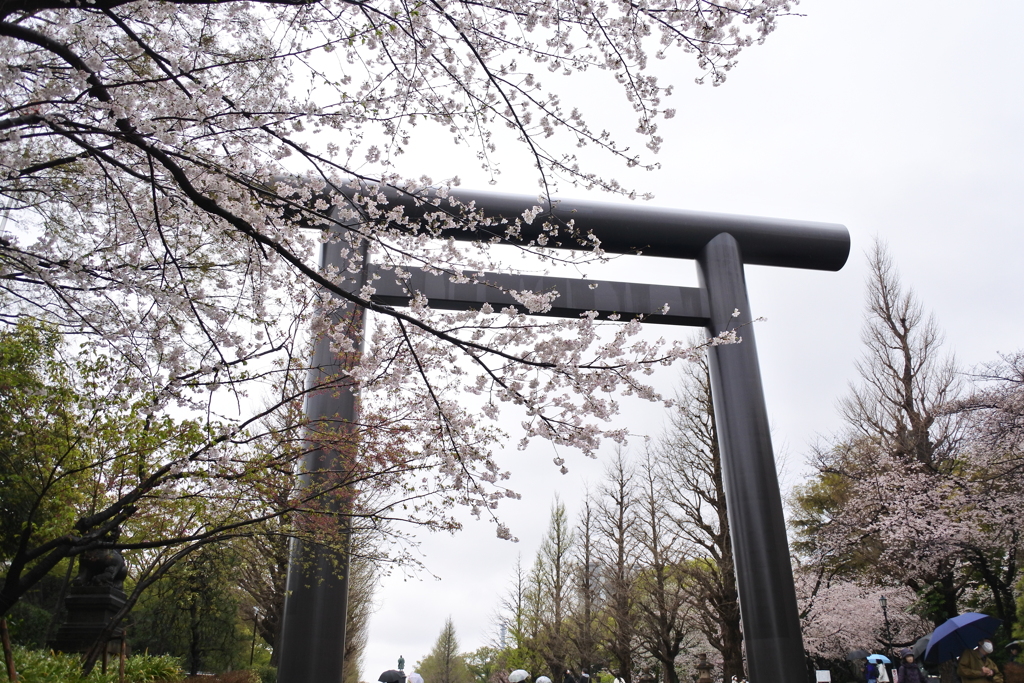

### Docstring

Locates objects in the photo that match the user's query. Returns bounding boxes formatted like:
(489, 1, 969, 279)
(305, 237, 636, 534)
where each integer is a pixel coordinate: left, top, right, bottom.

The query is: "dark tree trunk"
(718, 547, 744, 682)
(189, 598, 202, 677)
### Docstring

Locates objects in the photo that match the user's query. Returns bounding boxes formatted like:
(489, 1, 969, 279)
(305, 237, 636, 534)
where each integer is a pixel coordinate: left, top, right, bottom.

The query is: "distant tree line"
(482, 350, 745, 683)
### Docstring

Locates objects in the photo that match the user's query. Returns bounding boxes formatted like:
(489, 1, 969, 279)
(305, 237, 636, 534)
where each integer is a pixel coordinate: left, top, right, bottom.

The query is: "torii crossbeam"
(276, 186, 850, 683)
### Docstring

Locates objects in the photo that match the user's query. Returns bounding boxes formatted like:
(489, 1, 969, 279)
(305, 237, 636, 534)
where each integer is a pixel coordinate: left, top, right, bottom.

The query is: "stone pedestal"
(49, 586, 126, 654)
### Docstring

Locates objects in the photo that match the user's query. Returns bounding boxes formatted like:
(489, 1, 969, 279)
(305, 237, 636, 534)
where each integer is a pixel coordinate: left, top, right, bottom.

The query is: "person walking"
(958, 638, 1003, 683)
(897, 649, 927, 683)
(1004, 642, 1024, 683)
(877, 658, 890, 683)
(865, 658, 880, 683)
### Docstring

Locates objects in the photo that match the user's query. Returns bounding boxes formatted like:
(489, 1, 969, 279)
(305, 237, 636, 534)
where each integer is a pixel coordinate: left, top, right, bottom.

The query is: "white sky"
(359, 0, 1024, 677)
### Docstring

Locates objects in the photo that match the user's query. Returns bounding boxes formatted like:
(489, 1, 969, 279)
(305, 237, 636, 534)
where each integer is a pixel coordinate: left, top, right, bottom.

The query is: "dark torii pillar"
(276, 185, 849, 683)
(277, 235, 367, 683)
(697, 233, 804, 681)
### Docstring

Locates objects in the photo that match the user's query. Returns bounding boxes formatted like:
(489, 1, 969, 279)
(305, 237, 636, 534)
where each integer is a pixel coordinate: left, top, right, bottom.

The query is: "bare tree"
(633, 452, 691, 683)
(959, 352, 1024, 452)
(656, 352, 743, 681)
(235, 528, 290, 665)
(570, 494, 602, 677)
(792, 242, 970, 683)
(499, 555, 546, 675)
(594, 451, 640, 683)
(343, 553, 379, 683)
(501, 556, 532, 653)
(824, 242, 966, 622)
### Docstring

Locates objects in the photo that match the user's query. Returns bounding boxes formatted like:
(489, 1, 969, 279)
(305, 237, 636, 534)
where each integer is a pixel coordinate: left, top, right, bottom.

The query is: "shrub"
(213, 672, 259, 683)
(7, 646, 184, 683)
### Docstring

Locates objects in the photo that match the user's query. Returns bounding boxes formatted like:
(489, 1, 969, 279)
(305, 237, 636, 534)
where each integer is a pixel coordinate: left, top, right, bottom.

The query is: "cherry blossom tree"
(946, 353, 1024, 636)
(790, 242, 968, 622)
(959, 352, 1024, 452)
(1, 0, 801, 671)
(795, 571, 929, 661)
(791, 243, 1024, 681)
(0, 0, 794, 546)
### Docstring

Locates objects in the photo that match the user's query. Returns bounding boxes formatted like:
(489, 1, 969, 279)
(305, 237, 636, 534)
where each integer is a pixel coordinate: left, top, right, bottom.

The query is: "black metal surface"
(277, 533, 350, 683)
(277, 239, 364, 683)
(697, 233, 807, 683)
(368, 265, 709, 326)
(336, 183, 850, 271)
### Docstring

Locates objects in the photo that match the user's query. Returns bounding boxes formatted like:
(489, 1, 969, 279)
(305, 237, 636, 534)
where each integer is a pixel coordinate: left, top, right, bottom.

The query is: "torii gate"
(276, 185, 850, 683)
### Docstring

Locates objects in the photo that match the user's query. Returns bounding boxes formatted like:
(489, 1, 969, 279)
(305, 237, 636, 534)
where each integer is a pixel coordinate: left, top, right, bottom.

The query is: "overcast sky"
(358, 0, 1024, 676)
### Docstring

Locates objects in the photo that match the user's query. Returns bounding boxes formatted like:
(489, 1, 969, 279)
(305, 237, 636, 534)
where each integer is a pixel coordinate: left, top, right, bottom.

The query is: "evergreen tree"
(416, 618, 473, 683)
(535, 500, 575, 683)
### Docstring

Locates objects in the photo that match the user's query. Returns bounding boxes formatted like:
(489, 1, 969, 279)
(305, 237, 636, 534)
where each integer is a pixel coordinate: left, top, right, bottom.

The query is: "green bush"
(7, 646, 184, 683)
(120, 652, 185, 683)
(252, 664, 276, 683)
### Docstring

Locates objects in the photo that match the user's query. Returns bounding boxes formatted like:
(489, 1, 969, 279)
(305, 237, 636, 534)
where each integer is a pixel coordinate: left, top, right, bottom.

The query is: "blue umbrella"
(867, 654, 891, 664)
(924, 612, 1002, 663)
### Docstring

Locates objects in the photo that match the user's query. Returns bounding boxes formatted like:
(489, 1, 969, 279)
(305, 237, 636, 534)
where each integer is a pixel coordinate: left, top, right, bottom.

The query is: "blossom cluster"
(0, 0, 789, 544)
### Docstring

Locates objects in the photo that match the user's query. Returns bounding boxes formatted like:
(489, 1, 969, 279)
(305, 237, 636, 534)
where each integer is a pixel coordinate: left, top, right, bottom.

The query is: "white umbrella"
(409, 673, 424, 683)
(537, 677, 552, 683)
(509, 670, 530, 682)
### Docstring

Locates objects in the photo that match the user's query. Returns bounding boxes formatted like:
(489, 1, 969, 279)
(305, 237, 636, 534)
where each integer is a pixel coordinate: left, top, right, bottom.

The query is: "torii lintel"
(276, 185, 851, 683)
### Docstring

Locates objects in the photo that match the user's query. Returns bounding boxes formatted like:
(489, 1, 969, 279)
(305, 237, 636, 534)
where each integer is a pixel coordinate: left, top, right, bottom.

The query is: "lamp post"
(879, 595, 892, 656)
(695, 654, 713, 683)
(250, 607, 259, 666)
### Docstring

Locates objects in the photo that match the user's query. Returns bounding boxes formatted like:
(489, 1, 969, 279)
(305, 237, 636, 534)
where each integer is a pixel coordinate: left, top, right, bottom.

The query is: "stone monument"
(49, 545, 128, 655)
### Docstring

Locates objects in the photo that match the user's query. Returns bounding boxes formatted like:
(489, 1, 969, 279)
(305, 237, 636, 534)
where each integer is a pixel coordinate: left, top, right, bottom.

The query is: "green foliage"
(131, 545, 253, 675)
(0, 319, 211, 620)
(117, 652, 185, 683)
(790, 468, 881, 579)
(496, 646, 541, 678)
(415, 619, 474, 683)
(253, 664, 277, 683)
(5, 565, 72, 648)
(7, 646, 183, 682)
(1016, 575, 1024, 642)
(6, 599, 55, 648)
(463, 646, 499, 683)
(0, 321, 90, 562)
